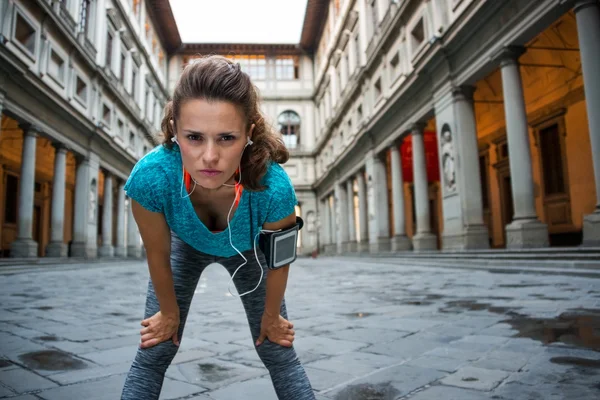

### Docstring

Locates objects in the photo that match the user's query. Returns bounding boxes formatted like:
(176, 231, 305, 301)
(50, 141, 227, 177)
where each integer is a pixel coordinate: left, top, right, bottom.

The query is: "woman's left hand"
(256, 312, 295, 348)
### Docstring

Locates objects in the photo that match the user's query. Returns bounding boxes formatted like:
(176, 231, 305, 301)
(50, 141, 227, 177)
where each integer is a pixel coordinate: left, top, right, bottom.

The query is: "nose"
(202, 141, 219, 165)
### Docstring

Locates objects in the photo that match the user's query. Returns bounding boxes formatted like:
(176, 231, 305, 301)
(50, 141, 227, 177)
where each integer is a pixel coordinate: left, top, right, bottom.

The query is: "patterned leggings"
(121, 233, 315, 400)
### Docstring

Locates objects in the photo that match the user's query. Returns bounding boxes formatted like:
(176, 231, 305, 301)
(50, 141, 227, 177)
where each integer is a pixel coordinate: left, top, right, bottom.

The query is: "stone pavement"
(0, 257, 599, 399)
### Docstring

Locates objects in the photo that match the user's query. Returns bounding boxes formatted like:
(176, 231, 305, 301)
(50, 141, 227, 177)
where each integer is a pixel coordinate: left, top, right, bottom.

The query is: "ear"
(248, 123, 256, 140)
(169, 119, 176, 133)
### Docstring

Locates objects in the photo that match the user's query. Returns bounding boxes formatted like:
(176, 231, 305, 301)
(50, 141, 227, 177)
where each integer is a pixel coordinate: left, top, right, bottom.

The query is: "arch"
(277, 110, 301, 149)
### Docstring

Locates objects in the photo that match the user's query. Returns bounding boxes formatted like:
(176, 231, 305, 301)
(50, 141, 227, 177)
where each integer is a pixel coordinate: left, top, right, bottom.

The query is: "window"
(354, 33, 360, 69)
(336, 65, 342, 98)
(278, 111, 301, 149)
(131, 66, 138, 97)
(4, 174, 18, 224)
(357, 104, 363, 122)
(229, 55, 267, 80)
(75, 76, 88, 105)
(370, 0, 379, 36)
(79, 0, 92, 36)
(133, 0, 141, 15)
(539, 124, 565, 195)
(102, 104, 111, 126)
(120, 51, 127, 84)
(374, 78, 382, 99)
(275, 56, 299, 80)
(105, 30, 113, 68)
(118, 119, 124, 137)
(14, 12, 37, 55)
(390, 51, 400, 79)
(411, 18, 425, 53)
(48, 48, 66, 84)
(129, 132, 135, 147)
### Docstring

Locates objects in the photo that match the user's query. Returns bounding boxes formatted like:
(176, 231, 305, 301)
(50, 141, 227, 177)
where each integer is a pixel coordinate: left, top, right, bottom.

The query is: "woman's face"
(174, 98, 254, 190)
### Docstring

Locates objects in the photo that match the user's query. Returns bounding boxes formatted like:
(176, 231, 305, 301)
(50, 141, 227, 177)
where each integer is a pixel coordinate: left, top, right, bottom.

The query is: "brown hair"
(161, 54, 288, 191)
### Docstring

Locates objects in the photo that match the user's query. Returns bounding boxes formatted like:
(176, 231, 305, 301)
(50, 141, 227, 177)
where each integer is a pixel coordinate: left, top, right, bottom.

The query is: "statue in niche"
(440, 123, 456, 193)
(89, 179, 97, 223)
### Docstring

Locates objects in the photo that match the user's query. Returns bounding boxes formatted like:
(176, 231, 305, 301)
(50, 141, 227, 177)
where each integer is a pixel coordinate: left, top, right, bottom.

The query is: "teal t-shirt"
(123, 145, 298, 257)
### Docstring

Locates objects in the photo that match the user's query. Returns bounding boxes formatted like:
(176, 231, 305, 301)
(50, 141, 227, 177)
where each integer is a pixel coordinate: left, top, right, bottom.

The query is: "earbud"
(247, 137, 253, 146)
(171, 136, 178, 144)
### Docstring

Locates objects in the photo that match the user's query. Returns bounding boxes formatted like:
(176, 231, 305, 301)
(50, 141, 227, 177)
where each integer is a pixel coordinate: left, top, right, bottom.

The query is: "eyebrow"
(183, 129, 237, 136)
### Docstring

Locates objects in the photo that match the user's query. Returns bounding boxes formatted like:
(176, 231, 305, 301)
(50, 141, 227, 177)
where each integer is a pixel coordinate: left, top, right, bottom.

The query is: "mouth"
(199, 169, 222, 177)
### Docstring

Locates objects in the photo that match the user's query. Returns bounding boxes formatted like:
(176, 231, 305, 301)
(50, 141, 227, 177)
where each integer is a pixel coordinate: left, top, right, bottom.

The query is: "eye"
(220, 135, 236, 142)
(186, 134, 201, 141)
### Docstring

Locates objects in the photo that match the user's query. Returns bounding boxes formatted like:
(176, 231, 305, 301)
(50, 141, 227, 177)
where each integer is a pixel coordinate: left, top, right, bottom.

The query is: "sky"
(169, 0, 309, 44)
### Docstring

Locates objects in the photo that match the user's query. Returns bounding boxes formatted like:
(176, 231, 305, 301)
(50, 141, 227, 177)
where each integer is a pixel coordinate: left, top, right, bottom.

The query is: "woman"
(121, 55, 315, 400)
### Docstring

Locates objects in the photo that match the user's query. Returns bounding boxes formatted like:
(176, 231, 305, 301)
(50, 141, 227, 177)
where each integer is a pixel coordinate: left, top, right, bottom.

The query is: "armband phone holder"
(258, 216, 304, 270)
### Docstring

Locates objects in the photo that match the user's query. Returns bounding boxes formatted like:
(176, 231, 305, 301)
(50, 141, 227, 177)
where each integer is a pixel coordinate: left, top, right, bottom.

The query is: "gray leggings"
(121, 233, 315, 400)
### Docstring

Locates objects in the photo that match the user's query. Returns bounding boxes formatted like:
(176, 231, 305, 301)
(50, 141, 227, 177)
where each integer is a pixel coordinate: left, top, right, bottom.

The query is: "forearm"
(264, 266, 290, 316)
(147, 253, 179, 316)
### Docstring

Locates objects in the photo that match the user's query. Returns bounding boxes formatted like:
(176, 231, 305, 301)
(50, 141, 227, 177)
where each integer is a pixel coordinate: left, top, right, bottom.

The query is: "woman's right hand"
(139, 311, 180, 349)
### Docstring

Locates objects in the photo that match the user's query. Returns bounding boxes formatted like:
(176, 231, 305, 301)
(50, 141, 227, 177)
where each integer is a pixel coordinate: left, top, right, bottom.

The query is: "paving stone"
(3, 395, 41, 400)
(404, 355, 466, 373)
(324, 364, 445, 399)
(0, 367, 59, 393)
(294, 335, 368, 356)
(492, 381, 600, 400)
(407, 385, 492, 400)
(208, 377, 278, 400)
(304, 367, 356, 391)
(165, 357, 264, 390)
(79, 345, 137, 366)
(45, 360, 132, 385)
(36, 374, 127, 400)
(363, 337, 445, 361)
(320, 327, 412, 344)
(440, 366, 509, 391)
(423, 347, 486, 362)
(305, 351, 400, 377)
(0, 384, 16, 398)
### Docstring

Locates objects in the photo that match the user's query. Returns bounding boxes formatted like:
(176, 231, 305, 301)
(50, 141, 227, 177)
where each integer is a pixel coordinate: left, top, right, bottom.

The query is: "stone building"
(306, 0, 599, 253)
(1, 0, 599, 259)
(0, 0, 176, 257)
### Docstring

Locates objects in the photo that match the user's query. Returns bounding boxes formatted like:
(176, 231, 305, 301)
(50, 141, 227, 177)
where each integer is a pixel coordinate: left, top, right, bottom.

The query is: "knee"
(133, 340, 180, 370)
(255, 340, 300, 370)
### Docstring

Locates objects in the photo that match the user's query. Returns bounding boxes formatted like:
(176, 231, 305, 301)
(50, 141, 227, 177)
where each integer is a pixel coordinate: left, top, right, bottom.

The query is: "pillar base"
(443, 225, 490, 250)
(71, 242, 97, 258)
(413, 232, 437, 252)
(505, 218, 549, 249)
(98, 245, 115, 258)
(127, 246, 142, 258)
(10, 238, 38, 258)
(582, 209, 600, 247)
(114, 246, 127, 257)
(46, 241, 67, 257)
(347, 241, 358, 252)
(369, 237, 391, 253)
(358, 241, 370, 253)
(391, 235, 412, 252)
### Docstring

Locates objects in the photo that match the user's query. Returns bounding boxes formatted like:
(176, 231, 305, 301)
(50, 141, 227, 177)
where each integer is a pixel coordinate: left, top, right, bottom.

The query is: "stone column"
(575, 0, 600, 246)
(0, 91, 5, 139)
(115, 180, 126, 256)
(334, 181, 348, 254)
(127, 198, 141, 257)
(11, 125, 39, 257)
(46, 144, 68, 257)
(71, 153, 100, 258)
(411, 124, 437, 251)
(365, 150, 391, 252)
(99, 171, 114, 257)
(357, 170, 369, 252)
(497, 47, 548, 248)
(328, 194, 337, 253)
(346, 179, 357, 251)
(390, 140, 411, 251)
(454, 86, 490, 248)
(321, 197, 331, 251)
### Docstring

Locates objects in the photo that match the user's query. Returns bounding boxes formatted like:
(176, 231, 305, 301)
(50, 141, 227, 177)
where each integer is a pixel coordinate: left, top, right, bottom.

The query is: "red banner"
(400, 131, 440, 183)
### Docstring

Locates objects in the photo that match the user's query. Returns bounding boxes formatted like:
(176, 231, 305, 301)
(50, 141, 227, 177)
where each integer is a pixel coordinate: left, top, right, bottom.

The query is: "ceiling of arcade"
(474, 11, 582, 138)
